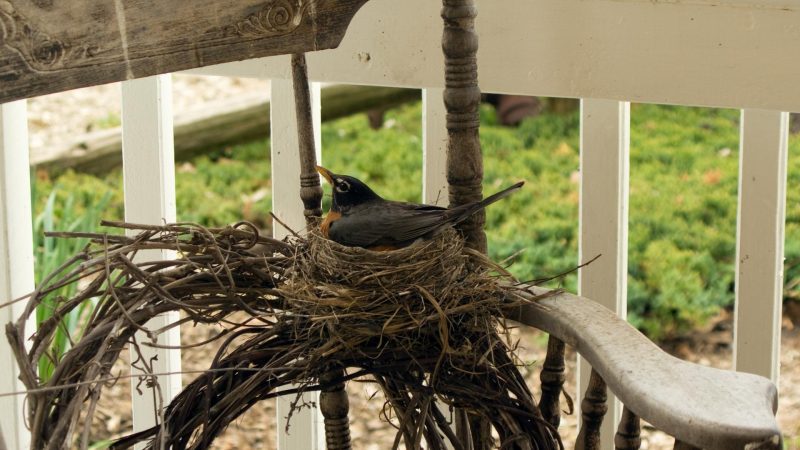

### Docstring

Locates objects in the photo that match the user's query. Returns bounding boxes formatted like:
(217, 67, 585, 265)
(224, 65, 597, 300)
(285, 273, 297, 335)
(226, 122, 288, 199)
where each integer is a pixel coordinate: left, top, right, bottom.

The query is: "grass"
(31, 98, 800, 340)
(32, 186, 113, 380)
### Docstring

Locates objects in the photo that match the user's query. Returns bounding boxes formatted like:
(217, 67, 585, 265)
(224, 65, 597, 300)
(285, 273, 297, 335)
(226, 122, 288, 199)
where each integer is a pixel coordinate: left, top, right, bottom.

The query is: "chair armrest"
(509, 286, 781, 450)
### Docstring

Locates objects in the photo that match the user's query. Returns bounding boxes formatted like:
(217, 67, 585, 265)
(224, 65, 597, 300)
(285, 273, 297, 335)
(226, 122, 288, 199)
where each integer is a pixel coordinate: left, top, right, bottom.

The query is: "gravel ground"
(26, 74, 269, 163)
(24, 77, 800, 449)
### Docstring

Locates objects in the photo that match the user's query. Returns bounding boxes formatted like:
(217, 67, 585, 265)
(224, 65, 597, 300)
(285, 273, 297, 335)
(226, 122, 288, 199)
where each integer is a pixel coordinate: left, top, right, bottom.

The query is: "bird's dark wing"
(328, 202, 451, 248)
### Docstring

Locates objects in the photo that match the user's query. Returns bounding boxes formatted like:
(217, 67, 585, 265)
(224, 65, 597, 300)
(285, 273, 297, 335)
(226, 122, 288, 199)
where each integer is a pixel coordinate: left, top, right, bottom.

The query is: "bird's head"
(316, 166, 382, 211)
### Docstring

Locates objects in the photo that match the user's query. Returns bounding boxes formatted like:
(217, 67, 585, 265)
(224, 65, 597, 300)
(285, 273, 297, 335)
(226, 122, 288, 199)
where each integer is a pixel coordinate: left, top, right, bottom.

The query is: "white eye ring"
(335, 179, 351, 193)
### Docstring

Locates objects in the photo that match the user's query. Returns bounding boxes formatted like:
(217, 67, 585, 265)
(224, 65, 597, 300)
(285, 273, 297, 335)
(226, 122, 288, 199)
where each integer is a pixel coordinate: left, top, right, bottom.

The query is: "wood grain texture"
(441, 0, 485, 254)
(511, 287, 781, 450)
(0, 0, 369, 103)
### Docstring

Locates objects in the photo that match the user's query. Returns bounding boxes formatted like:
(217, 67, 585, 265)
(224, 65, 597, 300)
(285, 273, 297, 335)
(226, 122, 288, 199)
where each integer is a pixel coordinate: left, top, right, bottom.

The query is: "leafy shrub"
(31, 98, 800, 340)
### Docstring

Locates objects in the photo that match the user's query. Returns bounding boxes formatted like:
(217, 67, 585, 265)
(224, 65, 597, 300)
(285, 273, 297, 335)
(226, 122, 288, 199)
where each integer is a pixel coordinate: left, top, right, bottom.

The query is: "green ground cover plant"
(32, 100, 800, 340)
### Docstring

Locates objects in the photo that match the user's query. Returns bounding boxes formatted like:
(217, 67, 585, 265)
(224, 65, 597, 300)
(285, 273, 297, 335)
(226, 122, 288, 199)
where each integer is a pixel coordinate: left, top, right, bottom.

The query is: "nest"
(5, 220, 562, 450)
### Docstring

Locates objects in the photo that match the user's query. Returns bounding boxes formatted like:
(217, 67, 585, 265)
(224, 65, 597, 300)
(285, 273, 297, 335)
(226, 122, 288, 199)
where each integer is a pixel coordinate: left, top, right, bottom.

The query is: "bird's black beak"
(316, 165, 335, 185)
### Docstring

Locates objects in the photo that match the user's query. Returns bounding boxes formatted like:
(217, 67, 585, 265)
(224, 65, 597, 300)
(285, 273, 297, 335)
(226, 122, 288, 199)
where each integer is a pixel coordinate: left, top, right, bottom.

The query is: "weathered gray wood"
(291, 53, 323, 222)
(510, 286, 781, 450)
(31, 85, 418, 175)
(538, 335, 566, 428)
(614, 407, 641, 450)
(441, 2, 488, 448)
(575, 369, 608, 450)
(442, 0, 485, 253)
(0, 0, 369, 103)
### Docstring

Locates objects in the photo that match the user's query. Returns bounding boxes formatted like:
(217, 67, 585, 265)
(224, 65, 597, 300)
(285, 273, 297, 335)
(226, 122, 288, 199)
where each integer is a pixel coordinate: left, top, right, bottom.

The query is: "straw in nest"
(4, 221, 562, 450)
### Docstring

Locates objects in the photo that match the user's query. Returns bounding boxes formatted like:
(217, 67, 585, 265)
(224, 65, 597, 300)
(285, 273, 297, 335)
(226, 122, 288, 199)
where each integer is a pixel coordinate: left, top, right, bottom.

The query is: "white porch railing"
(1, 0, 797, 448)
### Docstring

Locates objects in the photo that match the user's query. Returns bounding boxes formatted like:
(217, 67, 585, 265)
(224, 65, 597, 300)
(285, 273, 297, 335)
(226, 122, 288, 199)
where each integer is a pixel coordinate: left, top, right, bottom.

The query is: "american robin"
(316, 165, 523, 250)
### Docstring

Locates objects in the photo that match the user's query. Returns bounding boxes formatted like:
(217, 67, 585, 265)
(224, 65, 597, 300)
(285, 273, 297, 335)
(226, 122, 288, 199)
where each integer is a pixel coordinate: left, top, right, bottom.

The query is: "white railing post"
(271, 65, 325, 449)
(423, 88, 448, 206)
(121, 75, 182, 444)
(578, 98, 630, 449)
(0, 100, 34, 450)
(734, 109, 789, 383)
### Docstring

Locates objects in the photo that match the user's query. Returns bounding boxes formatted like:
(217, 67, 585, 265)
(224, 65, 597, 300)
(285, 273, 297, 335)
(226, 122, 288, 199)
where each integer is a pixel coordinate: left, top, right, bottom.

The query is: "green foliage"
(32, 182, 115, 381)
(31, 99, 800, 341)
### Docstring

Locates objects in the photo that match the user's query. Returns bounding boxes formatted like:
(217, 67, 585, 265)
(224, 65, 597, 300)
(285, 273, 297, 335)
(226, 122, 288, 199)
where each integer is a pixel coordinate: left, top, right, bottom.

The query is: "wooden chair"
(0, 0, 783, 448)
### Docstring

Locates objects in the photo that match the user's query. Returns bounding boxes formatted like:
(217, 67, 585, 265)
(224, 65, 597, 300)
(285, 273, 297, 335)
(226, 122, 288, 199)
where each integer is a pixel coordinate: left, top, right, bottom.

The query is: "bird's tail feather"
(476, 181, 524, 209)
(449, 181, 525, 226)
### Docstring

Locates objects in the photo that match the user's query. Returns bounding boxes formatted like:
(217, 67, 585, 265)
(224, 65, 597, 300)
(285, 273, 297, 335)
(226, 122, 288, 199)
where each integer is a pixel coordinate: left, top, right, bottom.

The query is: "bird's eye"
(335, 179, 351, 193)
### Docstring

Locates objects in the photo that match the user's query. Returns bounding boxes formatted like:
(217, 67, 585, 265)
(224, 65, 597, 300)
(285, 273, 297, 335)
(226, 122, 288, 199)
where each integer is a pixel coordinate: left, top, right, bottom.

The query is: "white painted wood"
(512, 286, 780, 450)
(578, 99, 630, 449)
(188, 0, 800, 112)
(120, 75, 182, 442)
(422, 88, 448, 206)
(0, 100, 34, 450)
(271, 64, 325, 449)
(422, 87, 454, 448)
(734, 109, 789, 383)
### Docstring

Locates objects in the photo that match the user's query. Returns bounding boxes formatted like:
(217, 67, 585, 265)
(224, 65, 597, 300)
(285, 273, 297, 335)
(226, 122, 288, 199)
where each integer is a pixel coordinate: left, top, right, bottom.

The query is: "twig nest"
(8, 221, 560, 450)
(294, 227, 476, 293)
(280, 228, 518, 347)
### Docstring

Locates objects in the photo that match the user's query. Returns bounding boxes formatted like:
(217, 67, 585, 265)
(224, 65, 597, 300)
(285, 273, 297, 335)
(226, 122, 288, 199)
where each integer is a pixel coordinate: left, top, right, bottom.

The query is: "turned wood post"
(442, 0, 485, 253)
(441, 1, 491, 447)
(291, 52, 351, 450)
(576, 369, 608, 450)
(291, 53, 324, 223)
(614, 407, 641, 450)
(538, 335, 567, 428)
(320, 370, 352, 450)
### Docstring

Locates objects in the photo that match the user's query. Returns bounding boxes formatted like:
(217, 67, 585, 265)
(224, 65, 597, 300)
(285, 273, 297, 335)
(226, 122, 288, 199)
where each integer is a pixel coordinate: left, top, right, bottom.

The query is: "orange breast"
(320, 210, 342, 238)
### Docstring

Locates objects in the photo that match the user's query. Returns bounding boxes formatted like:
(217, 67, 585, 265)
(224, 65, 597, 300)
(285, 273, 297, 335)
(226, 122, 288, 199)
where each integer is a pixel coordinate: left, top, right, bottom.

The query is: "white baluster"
(578, 98, 630, 449)
(734, 109, 789, 384)
(0, 100, 34, 450)
(121, 75, 182, 446)
(271, 64, 325, 448)
(423, 88, 448, 206)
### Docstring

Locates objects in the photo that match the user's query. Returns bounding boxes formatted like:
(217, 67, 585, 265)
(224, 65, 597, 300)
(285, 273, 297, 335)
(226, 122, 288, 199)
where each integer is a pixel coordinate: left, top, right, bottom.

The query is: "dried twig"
(4, 221, 561, 450)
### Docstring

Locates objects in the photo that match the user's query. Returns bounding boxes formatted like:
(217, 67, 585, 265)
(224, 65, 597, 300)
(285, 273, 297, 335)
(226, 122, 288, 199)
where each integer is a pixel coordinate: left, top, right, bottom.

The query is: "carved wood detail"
(614, 407, 641, 450)
(441, 0, 485, 253)
(0, 0, 369, 103)
(576, 369, 608, 450)
(538, 335, 566, 428)
(220, 0, 321, 38)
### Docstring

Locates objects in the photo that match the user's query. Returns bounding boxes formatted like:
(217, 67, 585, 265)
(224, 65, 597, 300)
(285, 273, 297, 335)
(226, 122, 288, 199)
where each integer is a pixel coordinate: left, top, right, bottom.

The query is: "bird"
(316, 165, 524, 251)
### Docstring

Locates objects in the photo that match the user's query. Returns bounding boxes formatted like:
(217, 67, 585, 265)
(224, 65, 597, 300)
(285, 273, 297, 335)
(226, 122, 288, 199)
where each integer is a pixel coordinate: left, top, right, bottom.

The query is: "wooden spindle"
(319, 370, 352, 450)
(538, 336, 566, 428)
(442, 1, 489, 447)
(614, 407, 641, 450)
(442, 0, 485, 253)
(290, 53, 324, 223)
(576, 369, 608, 450)
(291, 53, 351, 450)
